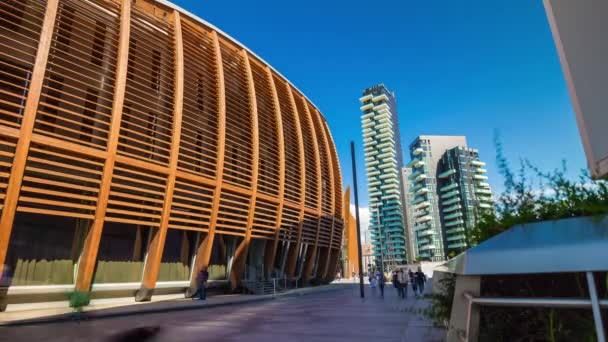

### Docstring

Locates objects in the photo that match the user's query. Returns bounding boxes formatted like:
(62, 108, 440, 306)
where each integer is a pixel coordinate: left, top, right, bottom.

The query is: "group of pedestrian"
(391, 267, 426, 299)
(369, 270, 386, 297)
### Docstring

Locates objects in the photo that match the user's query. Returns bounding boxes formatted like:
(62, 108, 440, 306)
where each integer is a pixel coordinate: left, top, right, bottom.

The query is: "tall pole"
(376, 206, 385, 275)
(350, 141, 365, 299)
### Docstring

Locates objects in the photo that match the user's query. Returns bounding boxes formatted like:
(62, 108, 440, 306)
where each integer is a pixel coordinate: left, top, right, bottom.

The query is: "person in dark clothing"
(415, 267, 426, 295)
(398, 270, 408, 299)
(191, 269, 208, 300)
(376, 271, 384, 298)
(392, 271, 400, 297)
(409, 269, 417, 295)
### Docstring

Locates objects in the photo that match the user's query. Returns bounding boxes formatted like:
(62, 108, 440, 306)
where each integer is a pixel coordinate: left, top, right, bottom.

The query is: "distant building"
(401, 167, 417, 262)
(436, 147, 493, 257)
(406, 136, 466, 261)
(544, 0, 608, 179)
(360, 84, 407, 268)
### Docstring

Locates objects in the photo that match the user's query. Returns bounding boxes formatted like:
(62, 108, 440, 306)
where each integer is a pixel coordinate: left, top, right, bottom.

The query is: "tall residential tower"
(407, 136, 466, 261)
(360, 84, 407, 267)
(437, 147, 493, 256)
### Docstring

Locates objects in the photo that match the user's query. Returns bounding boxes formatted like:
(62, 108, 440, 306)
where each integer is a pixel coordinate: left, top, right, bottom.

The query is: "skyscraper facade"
(437, 147, 493, 257)
(401, 167, 417, 263)
(360, 84, 407, 267)
(407, 136, 466, 261)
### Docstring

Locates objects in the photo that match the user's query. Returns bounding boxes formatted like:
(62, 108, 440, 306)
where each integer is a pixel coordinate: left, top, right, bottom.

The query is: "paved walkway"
(0, 283, 445, 342)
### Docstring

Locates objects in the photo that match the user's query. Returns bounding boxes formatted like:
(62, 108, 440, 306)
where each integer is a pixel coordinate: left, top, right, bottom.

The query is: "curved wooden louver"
(118, 4, 175, 166)
(292, 93, 318, 211)
(178, 19, 218, 179)
(273, 76, 301, 205)
(0, 0, 46, 129)
(34, 0, 120, 150)
(18, 143, 103, 219)
(219, 40, 252, 189)
(0, 0, 345, 285)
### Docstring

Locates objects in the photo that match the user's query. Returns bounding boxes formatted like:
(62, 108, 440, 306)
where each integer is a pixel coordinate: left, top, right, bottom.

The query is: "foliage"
(467, 134, 608, 246)
(428, 133, 608, 339)
(68, 290, 90, 313)
(422, 273, 456, 328)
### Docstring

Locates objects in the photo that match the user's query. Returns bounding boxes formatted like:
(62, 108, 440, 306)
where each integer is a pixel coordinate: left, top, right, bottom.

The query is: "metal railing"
(460, 272, 606, 342)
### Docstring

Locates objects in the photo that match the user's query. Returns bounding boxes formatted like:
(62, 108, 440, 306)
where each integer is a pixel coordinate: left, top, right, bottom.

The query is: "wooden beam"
(74, 0, 131, 292)
(136, 10, 184, 302)
(324, 118, 345, 281)
(318, 118, 336, 282)
(263, 67, 285, 277)
(229, 49, 259, 289)
(302, 100, 322, 283)
(285, 84, 306, 279)
(0, 0, 59, 277)
(193, 30, 226, 280)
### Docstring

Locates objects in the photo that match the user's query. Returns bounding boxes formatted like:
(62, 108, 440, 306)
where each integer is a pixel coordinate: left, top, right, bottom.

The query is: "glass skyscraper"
(406, 136, 466, 261)
(360, 84, 407, 268)
(437, 147, 493, 256)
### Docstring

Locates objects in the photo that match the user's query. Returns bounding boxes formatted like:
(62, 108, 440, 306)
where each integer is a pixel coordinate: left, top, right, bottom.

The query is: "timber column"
(135, 11, 184, 302)
(74, 0, 131, 293)
(186, 30, 226, 295)
(228, 50, 260, 290)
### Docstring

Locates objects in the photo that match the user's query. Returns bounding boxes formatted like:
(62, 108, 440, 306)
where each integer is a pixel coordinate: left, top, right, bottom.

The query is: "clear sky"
(172, 0, 586, 211)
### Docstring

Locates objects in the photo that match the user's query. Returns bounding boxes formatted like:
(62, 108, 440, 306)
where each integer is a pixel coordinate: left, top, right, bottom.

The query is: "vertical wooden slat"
(325, 121, 344, 281)
(317, 117, 336, 281)
(0, 0, 59, 277)
(75, 0, 131, 292)
(263, 67, 285, 276)
(191, 30, 226, 281)
(229, 50, 259, 289)
(340, 187, 356, 280)
(302, 101, 323, 283)
(285, 84, 307, 278)
(136, 11, 184, 301)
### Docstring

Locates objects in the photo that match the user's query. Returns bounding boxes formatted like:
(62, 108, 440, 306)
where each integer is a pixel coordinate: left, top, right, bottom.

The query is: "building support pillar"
(228, 50, 259, 290)
(302, 103, 322, 284)
(188, 30, 226, 288)
(136, 11, 184, 302)
(284, 84, 306, 279)
(263, 67, 285, 278)
(73, 0, 131, 293)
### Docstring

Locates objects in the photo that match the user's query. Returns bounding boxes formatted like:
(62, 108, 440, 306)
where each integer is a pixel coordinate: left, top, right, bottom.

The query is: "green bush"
(68, 290, 90, 313)
(429, 134, 608, 340)
(467, 136, 608, 246)
(423, 273, 456, 328)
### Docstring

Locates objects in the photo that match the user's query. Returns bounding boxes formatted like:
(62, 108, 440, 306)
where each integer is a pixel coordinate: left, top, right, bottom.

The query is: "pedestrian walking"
(398, 270, 409, 299)
(191, 268, 208, 300)
(409, 269, 417, 296)
(416, 267, 426, 295)
(376, 271, 385, 298)
(336, 271, 341, 282)
(392, 271, 400, 297)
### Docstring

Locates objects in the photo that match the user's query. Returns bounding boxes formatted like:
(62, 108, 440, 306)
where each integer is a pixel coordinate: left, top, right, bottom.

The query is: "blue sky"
(172, 0, 585, 209)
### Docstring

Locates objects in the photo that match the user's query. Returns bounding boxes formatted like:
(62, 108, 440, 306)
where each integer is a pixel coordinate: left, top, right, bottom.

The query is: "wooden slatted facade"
(0, 0, 343, 304)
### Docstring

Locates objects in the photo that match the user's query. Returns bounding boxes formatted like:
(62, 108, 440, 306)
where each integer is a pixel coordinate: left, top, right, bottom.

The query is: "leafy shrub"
(429, 133, 608, 339)
(68, 290, 90, 313)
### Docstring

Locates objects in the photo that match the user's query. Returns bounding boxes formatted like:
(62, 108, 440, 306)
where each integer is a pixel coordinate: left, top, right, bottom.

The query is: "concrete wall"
(544, 0, 608, 178)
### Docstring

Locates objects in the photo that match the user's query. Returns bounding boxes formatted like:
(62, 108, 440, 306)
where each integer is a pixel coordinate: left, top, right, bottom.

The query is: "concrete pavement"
(0, 282, 445, 342)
